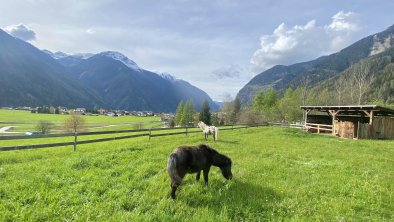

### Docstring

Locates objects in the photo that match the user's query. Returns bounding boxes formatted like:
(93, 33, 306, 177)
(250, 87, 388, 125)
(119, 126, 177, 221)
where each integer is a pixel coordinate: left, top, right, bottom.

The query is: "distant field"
(0, 127, 393, 221)
(0, 110, 161, 134)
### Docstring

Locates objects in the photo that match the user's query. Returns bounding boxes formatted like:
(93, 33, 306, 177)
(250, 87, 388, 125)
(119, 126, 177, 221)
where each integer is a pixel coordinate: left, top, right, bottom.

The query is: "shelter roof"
(300, 105, 394, 117)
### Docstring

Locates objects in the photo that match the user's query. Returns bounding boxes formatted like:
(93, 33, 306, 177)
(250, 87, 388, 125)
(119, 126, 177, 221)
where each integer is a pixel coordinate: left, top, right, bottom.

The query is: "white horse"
(197, 121, 219, 141)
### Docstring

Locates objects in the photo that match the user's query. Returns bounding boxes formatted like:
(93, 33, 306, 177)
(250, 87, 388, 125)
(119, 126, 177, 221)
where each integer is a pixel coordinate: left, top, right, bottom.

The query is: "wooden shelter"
(301, 105, 394, 139)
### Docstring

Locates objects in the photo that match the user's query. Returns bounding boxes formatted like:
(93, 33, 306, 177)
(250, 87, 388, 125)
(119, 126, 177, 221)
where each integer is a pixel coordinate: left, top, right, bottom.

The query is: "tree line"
(171, 98, 242, 127)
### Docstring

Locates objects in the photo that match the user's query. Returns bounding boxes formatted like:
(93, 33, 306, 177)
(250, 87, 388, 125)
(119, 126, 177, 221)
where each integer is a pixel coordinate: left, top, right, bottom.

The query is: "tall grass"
(0, 127, 393, 221)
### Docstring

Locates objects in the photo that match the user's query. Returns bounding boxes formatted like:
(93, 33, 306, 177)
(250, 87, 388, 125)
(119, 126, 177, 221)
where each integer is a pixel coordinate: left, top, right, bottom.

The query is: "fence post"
(232, 124, 234, 130)
(317, 124, 320, 134)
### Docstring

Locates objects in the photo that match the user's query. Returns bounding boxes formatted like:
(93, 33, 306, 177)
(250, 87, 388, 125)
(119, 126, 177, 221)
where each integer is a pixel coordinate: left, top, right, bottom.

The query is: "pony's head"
(197, 121, 206, 129)
(217, 154, 233, 180)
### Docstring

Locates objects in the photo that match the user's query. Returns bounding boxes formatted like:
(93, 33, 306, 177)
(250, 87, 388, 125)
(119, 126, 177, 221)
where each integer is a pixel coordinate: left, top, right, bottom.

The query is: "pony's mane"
(197, 145, 231, 165)
(198, 144, 218, 154)
(198, 121, 207, 128)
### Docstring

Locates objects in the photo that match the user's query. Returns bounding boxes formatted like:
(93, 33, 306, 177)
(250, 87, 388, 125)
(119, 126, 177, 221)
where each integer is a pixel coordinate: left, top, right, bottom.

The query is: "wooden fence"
(0, 125, 254, 152)
(268, 122, 303, 129)
(305, 123, 333, 133)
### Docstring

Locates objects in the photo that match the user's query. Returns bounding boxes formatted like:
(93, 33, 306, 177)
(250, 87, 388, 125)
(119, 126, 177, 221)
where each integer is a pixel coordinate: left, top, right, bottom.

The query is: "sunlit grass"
(0, 127, 393, 221)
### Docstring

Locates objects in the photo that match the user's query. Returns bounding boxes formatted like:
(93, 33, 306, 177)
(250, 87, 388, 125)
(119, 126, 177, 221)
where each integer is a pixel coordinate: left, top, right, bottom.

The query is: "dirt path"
(0, 126, 15, 133)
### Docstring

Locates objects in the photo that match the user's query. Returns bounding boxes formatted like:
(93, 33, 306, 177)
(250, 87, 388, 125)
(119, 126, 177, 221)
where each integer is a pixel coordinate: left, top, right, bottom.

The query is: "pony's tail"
(167, 153, 182, 186)
(215, 127, 219, 141)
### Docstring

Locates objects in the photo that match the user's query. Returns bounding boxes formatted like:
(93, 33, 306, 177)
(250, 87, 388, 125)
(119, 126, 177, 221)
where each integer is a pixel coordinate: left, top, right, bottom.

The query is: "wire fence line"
(0, 124, 259, 152)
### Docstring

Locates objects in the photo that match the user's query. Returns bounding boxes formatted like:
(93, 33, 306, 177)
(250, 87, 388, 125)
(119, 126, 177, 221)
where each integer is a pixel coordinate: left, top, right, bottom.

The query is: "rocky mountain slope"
(237, 24, 394, 105)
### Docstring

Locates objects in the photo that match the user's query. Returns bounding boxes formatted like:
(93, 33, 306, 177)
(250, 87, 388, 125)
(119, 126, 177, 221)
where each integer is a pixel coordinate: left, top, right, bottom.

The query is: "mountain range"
(2, 23, 393, 112)
(0, 29, 218, 112)
(237, 24, 394, 105)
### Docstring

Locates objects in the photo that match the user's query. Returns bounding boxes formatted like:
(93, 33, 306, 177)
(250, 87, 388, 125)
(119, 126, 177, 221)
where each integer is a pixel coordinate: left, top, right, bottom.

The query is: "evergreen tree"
(183, 100, 195, 127)
(174, 101, 184, 126)
(229, 97, 241, 124)
(199, 100, 211, 125)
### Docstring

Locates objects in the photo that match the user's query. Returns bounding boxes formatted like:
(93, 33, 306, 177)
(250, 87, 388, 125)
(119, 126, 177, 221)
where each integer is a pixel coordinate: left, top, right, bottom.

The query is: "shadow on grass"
(118, 147, 143, 153)
(216, 140, 240, 145)
(181, 178, 280, 220)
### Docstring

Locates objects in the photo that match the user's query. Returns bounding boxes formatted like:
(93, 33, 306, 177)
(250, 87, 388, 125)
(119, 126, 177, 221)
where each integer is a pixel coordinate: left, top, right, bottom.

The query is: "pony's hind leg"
(170, 182, 178, 199)
(169, 170, 185, 199)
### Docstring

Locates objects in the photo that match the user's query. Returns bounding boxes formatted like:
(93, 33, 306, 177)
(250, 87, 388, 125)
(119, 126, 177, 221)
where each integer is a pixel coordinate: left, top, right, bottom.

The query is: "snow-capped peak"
(72, 53, 94, 59)
(160, 72, 181, 82)
(42, 50, 69, 59)
(99, 51, 141, 72)
(42, 50, 93, 60)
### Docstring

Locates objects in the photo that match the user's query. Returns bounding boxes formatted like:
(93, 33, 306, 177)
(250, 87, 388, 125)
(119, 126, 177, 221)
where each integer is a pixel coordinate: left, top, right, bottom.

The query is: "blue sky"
(1, 0, 394, 101)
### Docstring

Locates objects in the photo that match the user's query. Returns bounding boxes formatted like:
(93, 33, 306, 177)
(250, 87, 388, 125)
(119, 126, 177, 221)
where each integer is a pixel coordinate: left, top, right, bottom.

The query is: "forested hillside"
(237, 24, 394, 106)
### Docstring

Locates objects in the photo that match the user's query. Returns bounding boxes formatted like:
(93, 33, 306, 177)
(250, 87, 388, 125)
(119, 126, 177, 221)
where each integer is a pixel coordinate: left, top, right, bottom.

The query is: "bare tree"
(237, 108, 263, 126)
(299, 75, 310, 122)
(63, 113, 86, 151)
(353, 61, 371, 105)
(299, 75, 310, 106)
(35, 120, 54, 134)
(343, 70, 356, 104)
(334, 79, 345, 105)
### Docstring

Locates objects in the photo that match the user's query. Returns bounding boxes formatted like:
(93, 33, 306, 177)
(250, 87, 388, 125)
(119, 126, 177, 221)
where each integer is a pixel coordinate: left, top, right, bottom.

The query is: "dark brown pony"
(167, 144, 232, 199)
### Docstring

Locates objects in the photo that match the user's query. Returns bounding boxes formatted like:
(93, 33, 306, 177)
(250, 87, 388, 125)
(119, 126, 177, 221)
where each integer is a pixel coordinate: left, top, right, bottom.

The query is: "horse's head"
(197, 121, 205, 129)
(218, 155, 233, 180)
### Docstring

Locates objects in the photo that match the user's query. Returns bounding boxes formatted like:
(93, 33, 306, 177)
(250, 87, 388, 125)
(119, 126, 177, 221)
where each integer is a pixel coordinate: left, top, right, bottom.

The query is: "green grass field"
(0, 110, 161, 134)
(0, 127, 393, 221)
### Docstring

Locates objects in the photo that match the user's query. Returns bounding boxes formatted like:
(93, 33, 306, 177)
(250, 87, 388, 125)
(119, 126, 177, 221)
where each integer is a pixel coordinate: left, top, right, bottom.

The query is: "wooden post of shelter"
(361, 110, 374, 124)
(304, 109, 311, 129)
(328, 110, 340, 135)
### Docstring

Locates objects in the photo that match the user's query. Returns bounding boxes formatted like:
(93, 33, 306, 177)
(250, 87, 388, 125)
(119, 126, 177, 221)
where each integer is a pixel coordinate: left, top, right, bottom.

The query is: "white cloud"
(4, 24, 36, 42)
(212, 65, 244, 79)
(250, 11, 361, 73)
(327, 11, 360, 32)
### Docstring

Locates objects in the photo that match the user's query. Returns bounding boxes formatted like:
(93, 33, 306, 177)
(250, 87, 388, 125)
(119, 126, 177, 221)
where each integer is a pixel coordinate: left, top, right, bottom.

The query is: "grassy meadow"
(0, 110, 161, 134)
(0, 127, 393, 221)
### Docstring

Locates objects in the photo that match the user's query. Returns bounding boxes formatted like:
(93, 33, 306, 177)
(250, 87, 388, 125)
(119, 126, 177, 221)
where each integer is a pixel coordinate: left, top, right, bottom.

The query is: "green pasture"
(0, 109, 161, 134)
(0, 127, 393, 221)
(0, 127, 198, 147)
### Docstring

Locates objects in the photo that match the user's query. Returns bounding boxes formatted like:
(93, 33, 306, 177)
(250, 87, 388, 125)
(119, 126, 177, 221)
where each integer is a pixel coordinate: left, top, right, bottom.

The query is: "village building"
(73, 108, 86, 115)
(57, 106, 68, 114)
(96, 108, 107, 115)
(301, 105, 394, 139)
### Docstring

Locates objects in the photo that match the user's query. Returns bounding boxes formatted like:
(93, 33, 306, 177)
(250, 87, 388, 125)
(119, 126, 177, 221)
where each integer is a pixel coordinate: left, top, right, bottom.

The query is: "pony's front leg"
(203, 168, 210, 185)
(205, 133, 208, 141)
(196, 171, 201, 181)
